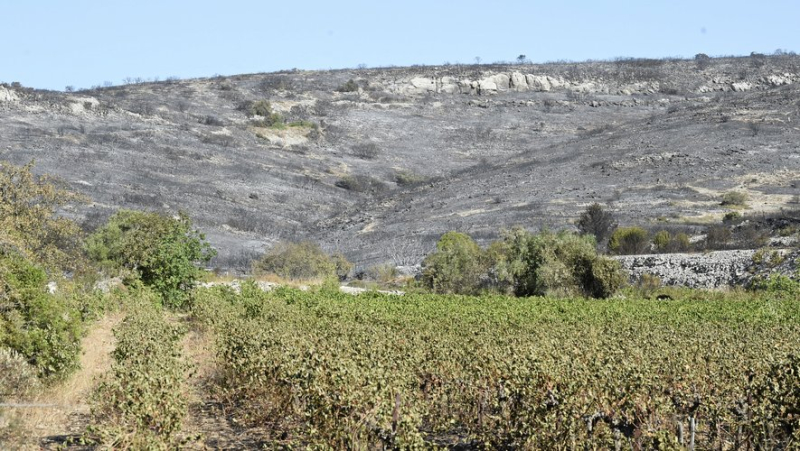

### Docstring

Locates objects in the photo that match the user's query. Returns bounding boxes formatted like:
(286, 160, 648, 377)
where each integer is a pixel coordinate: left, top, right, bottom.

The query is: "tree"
(0, 160, 86, 272)
(577, 203, 616, 247)
(87, 210, 215, 307)
(516, 54, 527, 64)
(422, 232, 487, 295)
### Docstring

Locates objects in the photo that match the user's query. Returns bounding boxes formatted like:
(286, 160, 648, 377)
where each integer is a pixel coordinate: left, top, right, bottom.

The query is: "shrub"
(491, 227, 626, 298)
(351, 142, 379, 160)
(721, 191, 748, 207)
(335, 175, 386, 193)
(705, 225, 732, 250)
(671, 232, 692, 252)
(422, 232, 487, 295)
(336, 79, 359, 93)
(577, 203, 616, 246)
(250, 100, 272, 117)
(87, 210, 215, 308)
(652, 230, 671, 253)
(0, 347, 41, 400)
(608, 227, 649, 255)
(394, 170, 425, 186)
(0, 250, 84, 379)
(584, 257, 626, 298)
(252, 241, 350, 281)
(723, 211, 743, 224)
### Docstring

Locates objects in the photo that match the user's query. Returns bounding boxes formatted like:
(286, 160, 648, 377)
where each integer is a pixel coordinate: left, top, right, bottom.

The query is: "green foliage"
(608, 226, 649, 255)
(87, 210, 215, 308)
(422, 231, 487, 295)
(252, 241, 351, 281)
(577, 203, 616, 245)
(652, 230, 671, 252)
(88, 290, 189, 448)
(585, 257, 627, 298)
(672, 232, 691, 252)
(750, 273, 800, 296)
(721, 191, 749, 207)
(492, 227, 625, 298)
(0, 160, 87, 272)
(0, 250, 84, 379)
(192, 286, 800, 449)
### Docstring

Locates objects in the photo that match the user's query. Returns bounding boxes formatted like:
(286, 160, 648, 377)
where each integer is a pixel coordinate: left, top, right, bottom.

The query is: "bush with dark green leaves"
(491, 228, 626, 298)
(608, 226, 649, 255)
(0, 249, 84, 379)
(422, 232, 487, 295)
(422, 228, 626, 298)
(252, 241, 352, 281)
(87, 210, 215, 308)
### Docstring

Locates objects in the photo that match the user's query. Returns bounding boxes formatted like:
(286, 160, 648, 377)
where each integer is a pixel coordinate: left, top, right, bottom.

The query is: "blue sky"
(2, 0, 798, 91)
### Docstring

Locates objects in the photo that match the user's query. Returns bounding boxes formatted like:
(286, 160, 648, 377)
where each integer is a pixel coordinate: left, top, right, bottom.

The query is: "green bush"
(671, 232, 691, 252)
(608, 227, 649, 255)
(652, 230, 671, 253)
(393, 170, 425, 186)
(492, 228, 625, 298)
(0, 250, 84, 379)
(252, 241, 351, 281)
(422, 232, 487, 295)
(87, 210, 215, 308)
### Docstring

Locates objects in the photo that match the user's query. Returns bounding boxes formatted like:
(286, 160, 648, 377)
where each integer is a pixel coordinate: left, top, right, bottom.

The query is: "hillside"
(1, 54, 799, 269)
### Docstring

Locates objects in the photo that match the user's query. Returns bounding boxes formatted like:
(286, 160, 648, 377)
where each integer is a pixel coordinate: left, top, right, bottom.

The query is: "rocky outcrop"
(390, 68, 797, 98)
(614, 250, 756, 289)
(0, 86, 20, 102)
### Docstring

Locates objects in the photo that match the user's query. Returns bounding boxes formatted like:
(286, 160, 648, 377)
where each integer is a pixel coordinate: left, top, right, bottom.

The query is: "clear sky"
(2, 0, 798, 91)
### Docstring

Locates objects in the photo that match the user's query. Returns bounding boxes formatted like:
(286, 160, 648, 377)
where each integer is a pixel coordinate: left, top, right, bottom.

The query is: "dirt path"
(1, 313, 122, 449)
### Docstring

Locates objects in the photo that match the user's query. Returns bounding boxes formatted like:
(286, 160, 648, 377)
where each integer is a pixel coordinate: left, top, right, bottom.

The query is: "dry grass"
(0, 313, 122, 449)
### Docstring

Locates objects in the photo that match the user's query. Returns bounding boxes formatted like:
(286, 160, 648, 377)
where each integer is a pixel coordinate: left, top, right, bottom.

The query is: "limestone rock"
(509, 72, 528, 91)
(731, 82, 752, 92)
(0, 86, 19, 102)
(765, 74, 792, 86)
(526, 74, 551, 91)
(409, 77, 436, 93)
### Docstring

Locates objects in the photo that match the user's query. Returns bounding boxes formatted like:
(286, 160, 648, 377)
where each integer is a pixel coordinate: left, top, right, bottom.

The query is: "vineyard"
(190, 284, 800, 449)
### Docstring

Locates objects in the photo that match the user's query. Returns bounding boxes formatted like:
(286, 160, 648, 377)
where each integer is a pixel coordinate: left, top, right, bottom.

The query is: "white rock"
(766, 75, 792, 86)
(525, 74, 551, 91)
(0, 86, 19, 102)
(509, 72, 528, 91)
(731, 82, 752, 92)
(477, 78, 498, 95)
